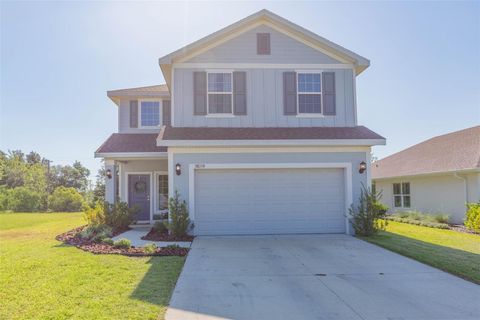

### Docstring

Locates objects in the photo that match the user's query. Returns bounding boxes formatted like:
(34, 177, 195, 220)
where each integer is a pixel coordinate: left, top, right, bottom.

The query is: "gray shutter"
(257, 33, 270, 55)
(322, 72, 336, 115)
(162, 100, 171, 126)
(283, 72, 297, 115)
(129, 100, 138, 128)
(193, 71, 207, 115)
(233, 71, 247, 115)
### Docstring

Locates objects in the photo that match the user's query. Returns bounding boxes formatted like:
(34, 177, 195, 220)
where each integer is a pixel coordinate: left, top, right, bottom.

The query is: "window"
(207, 72, 232, 114)
(140, 100, 160, 127)
(393, 182, 410, 208)
(297, 73, 322, 114)
(157, 174, 168, 211)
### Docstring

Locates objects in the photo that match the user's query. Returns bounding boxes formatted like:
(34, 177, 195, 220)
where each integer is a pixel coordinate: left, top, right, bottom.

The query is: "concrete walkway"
(112, 227, 191, 248)
(166, 234, 480, 320)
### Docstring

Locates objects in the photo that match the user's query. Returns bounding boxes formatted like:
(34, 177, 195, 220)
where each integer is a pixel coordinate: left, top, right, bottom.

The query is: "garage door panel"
(195, 168, 346, 235)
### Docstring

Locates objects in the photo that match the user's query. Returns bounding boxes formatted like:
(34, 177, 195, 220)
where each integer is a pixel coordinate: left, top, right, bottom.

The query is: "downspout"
(453, 172, 468, 208)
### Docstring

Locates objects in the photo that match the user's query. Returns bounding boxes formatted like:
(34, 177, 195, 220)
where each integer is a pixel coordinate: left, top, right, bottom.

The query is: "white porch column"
(105, 159, 117, 204)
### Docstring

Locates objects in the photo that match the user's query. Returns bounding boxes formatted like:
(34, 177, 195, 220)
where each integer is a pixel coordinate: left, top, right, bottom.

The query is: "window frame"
(153, 171, 169, 214)
(206, 70, 234, 117)
(296, 71, 323, 116)
(393, 182, 411, 208)
(138, 99, 162, 129)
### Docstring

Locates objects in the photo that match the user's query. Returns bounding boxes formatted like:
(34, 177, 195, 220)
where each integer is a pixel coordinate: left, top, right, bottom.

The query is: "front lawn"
(0, 212, 185, 320)
(361, 221, 480, 284)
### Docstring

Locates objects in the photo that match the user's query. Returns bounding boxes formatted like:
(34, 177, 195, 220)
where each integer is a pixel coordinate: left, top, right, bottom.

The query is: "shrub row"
(386, 216, 449, 229)
(394, 210, 450, 224)
(0, 186, 84, 212)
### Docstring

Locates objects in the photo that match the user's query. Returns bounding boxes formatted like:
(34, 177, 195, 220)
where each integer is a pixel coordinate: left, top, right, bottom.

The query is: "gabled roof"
(372, 126, 480, 179)
(158, 9, 370, 87)
(157, 126, 385, 147)
(107, 85, 170, 105)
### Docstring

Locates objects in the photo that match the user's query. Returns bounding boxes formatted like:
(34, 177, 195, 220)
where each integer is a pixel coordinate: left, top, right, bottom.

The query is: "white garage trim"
(188, 162, 353, 234)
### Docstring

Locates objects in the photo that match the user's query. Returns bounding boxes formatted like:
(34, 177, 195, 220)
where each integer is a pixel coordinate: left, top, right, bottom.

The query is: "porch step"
(129, 223, 153, 229)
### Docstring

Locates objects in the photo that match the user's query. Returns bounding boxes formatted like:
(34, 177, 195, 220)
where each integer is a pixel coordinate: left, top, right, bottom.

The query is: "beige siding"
(374, 173, 480, 224)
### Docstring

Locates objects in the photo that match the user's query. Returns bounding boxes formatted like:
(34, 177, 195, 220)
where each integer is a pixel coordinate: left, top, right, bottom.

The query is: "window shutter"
(129, 100, 138, 128)
(193, 71, 207, 115)
(233, 71, 247, 115)
(322, 72, 336, 115)
(257, 33, 270, 55)
(162, 100, 171, 126)
(283, 72, 297, 115)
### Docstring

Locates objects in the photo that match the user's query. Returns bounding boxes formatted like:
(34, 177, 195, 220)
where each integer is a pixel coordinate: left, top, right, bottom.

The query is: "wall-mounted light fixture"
(175, 163, 182, 176)
(358, 161, 367, 174)
(105, 168, 112, 179)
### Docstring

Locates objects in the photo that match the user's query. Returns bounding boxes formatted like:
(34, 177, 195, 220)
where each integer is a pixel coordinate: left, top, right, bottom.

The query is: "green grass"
(0, 212, 185, 320)
(361, 221, 480, 284)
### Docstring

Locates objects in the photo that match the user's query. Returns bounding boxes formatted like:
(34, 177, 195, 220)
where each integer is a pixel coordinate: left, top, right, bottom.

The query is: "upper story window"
(393, 182, 410, 208)
(139, 100, 161, 128)
(207, 72, 233, 114)
(297, 73, 322, 114)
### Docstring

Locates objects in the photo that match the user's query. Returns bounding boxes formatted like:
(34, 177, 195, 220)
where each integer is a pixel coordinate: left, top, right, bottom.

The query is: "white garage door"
(194, 168, 346, 235)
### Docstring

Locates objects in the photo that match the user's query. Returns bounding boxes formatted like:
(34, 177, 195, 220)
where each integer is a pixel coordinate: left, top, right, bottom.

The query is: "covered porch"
(95, 133, 170, 224)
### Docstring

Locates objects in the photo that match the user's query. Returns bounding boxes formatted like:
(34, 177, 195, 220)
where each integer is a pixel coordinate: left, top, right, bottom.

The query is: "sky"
(1, 1, 479, 179)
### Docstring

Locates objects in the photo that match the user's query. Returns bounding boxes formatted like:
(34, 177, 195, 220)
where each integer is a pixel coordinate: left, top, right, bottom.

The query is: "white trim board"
(158, 139, 386, 147)
(168, 146, 370, 154)
(95, 152, 168, 159)
(173, 63, 354, 69)
(188, 162, 354, 234)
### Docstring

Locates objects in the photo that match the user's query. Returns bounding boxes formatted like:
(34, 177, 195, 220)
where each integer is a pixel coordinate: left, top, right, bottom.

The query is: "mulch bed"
(141, 229, 194, 242)
(55, 226, 189, 257)
(448, 224, 478, 235)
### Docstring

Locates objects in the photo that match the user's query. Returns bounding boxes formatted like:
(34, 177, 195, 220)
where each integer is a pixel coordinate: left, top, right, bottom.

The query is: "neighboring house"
(372, 126, 480, 224)
(95, 9, 385, 235)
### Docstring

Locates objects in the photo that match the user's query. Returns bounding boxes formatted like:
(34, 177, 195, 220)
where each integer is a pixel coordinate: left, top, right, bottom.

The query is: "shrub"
(166, 244, 180, 249)
(386, 216, 449, 229)
(349, 186, 388, 236)
(113, 238, 131, 249)
(103, 201, 137, 232)
(164, 191, 191, 237)
(83, 201, 105, 226)
(153, 221, 168, 234)
(0, 188, 10, 211)
(102, 238, 114, 245)
(432, 213, 450, 224)
(143, 243, 157, 254)
(79, 224, 112, 242)
(48, 187, 85, 212)
(8, 187, 42, 212)
(465, 203, 480, 233)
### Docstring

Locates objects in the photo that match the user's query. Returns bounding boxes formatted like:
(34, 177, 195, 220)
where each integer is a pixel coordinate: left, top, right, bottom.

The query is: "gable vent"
(257, 33, 270, 55)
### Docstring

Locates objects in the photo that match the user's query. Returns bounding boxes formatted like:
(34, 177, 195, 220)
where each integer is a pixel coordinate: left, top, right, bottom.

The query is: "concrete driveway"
(166, 235, 480, 320)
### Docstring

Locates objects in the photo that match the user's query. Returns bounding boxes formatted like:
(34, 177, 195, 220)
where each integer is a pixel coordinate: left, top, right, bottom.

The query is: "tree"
(26, 151, 42, 165)
(49, 161, 90, 194)
(92, 166, 106, 204)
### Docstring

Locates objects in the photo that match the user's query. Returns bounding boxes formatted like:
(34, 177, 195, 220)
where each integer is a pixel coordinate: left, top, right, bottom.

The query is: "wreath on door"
(134, 181, 147, 193)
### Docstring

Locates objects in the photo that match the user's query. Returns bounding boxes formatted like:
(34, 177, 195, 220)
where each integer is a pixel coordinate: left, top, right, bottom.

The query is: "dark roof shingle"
(372, 126, 480, 179)
(95, 134, 167, 154)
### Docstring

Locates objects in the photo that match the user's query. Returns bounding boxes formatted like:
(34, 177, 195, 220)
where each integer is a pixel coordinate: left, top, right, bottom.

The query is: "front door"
(128, 174, 150, 221)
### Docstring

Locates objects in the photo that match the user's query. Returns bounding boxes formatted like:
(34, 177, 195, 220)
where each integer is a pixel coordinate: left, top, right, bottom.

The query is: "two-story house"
(95, 9, 385, 235)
